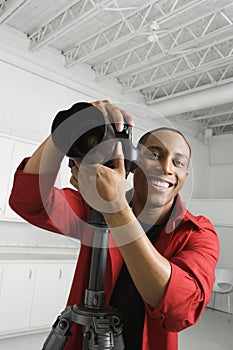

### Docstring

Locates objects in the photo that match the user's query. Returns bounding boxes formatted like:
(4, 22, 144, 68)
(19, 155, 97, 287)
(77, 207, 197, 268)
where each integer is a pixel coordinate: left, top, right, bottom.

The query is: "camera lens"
(73, 126, 105, 155)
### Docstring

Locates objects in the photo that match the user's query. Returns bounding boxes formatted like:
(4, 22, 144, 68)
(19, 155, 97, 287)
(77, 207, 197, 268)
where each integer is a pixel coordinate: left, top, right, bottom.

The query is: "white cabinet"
(0, 263, 35, 333)
(0, 137, 14, 219)
(4, 139, 37, 221)
(0, 133, 72, 222)
(0, 259, 77, 337)
(29, 263, 70, 328)
(64, 262, 76, 302)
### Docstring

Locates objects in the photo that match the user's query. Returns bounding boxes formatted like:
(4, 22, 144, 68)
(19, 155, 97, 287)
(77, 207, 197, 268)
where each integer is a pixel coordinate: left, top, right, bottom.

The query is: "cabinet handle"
(59, 269, 62, 279)
(29, 269, 32, 279)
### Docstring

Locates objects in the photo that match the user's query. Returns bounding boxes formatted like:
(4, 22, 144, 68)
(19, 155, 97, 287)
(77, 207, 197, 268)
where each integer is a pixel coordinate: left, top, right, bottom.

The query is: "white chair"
(212, 268, 233, 317)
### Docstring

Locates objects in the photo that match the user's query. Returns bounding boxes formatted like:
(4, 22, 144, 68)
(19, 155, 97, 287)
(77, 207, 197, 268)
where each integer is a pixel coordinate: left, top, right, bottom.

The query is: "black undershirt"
(110, 223, 164, 350)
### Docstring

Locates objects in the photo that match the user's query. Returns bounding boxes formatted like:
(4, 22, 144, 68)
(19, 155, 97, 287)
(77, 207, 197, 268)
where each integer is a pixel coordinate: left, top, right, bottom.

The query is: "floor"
(179, 308, 233, 350)
(0, 309, 232, 349)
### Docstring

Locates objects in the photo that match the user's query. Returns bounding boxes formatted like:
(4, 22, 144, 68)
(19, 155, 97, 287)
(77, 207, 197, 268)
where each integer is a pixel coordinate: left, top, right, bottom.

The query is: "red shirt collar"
(165, 194, 203, 234)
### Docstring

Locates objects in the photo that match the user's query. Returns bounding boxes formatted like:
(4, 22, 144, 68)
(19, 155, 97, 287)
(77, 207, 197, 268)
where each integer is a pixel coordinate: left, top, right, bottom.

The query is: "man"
(9, 100, 219, 350)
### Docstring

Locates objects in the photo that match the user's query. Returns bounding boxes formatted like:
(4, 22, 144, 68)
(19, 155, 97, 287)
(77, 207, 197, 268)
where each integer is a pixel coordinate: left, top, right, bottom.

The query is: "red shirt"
(9, 159, 219, 350)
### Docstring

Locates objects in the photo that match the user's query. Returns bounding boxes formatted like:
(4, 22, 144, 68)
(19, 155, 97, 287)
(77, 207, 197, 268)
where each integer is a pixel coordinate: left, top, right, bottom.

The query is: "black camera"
(51, 102, 139, 175)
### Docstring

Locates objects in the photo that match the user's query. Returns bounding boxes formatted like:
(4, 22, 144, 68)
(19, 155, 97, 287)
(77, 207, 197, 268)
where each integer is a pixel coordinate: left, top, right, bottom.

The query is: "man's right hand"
(91, 100, 134, 132)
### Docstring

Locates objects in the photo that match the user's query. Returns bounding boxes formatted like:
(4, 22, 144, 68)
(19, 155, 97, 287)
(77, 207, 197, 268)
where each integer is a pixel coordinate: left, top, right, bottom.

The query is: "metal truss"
(63, 0, 205, 67)
(187, 110, 233, 123)
(28, 0, 114, 50)
(201, 114, 233, 135)
(0, 0, 29, 25)
(119, 33, 233, 92)
(169, 103, 233, 135)
(142, 59, 233, 104)
(211, 122, 233, 135)
(94, 1, 233, 80)
(193, 107, 233, 135)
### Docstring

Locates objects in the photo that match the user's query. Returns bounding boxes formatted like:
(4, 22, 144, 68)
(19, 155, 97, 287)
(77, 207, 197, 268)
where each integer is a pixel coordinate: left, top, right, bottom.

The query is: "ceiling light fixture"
(137, 20, 165, 43)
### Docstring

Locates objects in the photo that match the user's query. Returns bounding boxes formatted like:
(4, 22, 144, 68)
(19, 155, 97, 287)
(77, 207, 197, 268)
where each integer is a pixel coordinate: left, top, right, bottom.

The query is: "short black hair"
(138, 127, 191, 160)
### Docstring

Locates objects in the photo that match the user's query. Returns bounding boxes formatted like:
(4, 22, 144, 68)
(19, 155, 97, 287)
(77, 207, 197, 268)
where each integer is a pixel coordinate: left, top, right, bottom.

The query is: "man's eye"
(153, 153, 160, 159)
(145, 152, 159, 159)
(174, 159, 185, 167)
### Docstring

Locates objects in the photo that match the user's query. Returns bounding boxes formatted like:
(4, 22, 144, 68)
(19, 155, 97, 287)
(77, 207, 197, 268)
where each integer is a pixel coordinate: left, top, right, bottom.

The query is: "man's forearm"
(103, 207, 171, 308)
(23, 136, 64, 174)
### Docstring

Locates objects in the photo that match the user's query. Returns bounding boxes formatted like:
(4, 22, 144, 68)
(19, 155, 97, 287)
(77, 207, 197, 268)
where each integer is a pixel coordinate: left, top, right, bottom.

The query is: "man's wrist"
(103, 204, 134, 228)
(103, 206, 146, 247)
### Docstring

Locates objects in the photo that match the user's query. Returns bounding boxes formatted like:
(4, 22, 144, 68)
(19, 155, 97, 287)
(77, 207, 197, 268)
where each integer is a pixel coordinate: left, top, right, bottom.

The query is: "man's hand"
(70, 142, 128, 214)
(91, 100, 134, 132)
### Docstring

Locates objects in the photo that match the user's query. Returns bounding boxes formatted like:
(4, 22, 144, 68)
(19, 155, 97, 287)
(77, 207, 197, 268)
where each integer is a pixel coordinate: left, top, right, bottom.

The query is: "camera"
(51, 102, 139, 175)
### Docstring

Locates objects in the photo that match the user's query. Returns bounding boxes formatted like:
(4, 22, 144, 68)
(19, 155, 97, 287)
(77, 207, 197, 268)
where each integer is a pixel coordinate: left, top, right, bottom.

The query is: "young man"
(9, 101, 219, 350)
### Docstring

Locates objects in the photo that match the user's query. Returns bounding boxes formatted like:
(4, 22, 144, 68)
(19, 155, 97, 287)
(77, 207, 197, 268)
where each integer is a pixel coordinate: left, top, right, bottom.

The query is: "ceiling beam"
(28, 0, 113, 50)
(63, 0, 206, 67)
(0, 0, 29, 25)
(186, 110, 233, 122)
(139, 82, 233, 117)
(143, 72, 233, 105)
(126, 58, 233, 99)
(63, 0, 163, 66)
(119, 34, 233, 92)
(207, 119, 233, 128)
(94, 1, 233, 80)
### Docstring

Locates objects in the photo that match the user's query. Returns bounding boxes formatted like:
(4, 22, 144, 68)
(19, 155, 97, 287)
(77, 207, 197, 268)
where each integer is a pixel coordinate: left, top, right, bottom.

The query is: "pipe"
(149, 82, 233, 117)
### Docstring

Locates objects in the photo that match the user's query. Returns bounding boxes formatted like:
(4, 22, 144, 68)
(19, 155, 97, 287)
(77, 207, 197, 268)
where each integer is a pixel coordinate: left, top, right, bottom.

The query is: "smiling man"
(9, 101, 219, 350)
(132, 128, 191, 220)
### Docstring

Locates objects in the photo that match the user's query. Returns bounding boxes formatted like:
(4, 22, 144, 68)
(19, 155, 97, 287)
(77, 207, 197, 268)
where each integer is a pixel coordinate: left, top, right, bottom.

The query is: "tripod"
(42, 207, 124, 350)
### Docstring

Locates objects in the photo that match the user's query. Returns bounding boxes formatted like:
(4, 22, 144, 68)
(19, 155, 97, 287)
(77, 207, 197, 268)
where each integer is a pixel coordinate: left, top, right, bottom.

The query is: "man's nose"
(159, 157, 174, 175)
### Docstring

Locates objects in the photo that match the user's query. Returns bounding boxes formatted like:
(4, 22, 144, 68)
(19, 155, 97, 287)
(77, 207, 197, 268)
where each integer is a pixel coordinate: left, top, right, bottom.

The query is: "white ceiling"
(1, 0, 233, 136)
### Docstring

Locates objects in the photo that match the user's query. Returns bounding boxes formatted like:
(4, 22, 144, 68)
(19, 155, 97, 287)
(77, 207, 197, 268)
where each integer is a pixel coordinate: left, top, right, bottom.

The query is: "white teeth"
(152, 180, 170, 188)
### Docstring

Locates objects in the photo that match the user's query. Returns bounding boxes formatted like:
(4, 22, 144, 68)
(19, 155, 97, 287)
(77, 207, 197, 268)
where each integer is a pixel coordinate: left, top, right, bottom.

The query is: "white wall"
(0, 59, 94, 142)
(0, 221, 79, 249)
(209, 134, 233, 198)
(189, 133, 233, 272)
(206, 135, 233, 272)
(215, 225, 233, 269)
(187, 136, 210, 199)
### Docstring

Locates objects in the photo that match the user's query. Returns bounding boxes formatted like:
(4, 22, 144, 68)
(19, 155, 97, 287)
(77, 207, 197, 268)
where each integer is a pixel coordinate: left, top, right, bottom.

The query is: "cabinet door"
(0, 136, 14, 219)
(0, 264, 35, 333)
(0, 265, 3, 293)
(29, 263, 69, 328)
(63, 262, 76, 302)
(4, 140, 37, 221)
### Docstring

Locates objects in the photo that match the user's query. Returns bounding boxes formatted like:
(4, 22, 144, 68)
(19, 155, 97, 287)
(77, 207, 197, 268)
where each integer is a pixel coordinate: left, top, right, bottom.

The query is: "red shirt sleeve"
(9, 158, 90, 238)
(145, 217, 219, 332)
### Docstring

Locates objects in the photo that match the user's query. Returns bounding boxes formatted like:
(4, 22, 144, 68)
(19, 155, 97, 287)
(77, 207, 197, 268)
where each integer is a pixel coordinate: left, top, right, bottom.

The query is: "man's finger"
(98, 103, 122, 132)
(91, 100, 134, 132)
(114, 142, 125, 172)
(91, 100, 109, 118)
(119, 108, 134, 127)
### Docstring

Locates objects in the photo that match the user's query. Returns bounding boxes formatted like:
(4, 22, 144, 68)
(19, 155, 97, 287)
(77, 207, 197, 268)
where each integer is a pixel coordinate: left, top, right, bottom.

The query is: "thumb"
(114, 141, 125, 172)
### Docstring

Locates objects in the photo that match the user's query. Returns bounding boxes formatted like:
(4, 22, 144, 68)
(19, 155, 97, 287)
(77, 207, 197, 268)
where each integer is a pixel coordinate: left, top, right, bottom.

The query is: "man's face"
(133, 130, 190, 210)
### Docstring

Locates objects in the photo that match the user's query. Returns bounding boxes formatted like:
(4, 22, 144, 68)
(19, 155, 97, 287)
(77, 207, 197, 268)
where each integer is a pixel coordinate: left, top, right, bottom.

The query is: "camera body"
(51, 102, 139, 175)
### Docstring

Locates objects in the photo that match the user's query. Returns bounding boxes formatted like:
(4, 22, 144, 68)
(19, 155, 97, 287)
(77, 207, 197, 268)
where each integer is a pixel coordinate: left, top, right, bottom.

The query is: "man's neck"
(131, 198, 175, 226)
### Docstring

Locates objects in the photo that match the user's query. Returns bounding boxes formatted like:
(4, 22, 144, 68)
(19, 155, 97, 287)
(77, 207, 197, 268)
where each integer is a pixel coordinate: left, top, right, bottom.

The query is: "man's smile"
(148, 177, 176, 192)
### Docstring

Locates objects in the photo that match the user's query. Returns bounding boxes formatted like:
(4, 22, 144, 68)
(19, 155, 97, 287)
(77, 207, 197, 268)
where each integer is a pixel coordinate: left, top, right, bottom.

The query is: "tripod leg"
(42, 307, 73, 350)
(82, 328, 91, 350)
